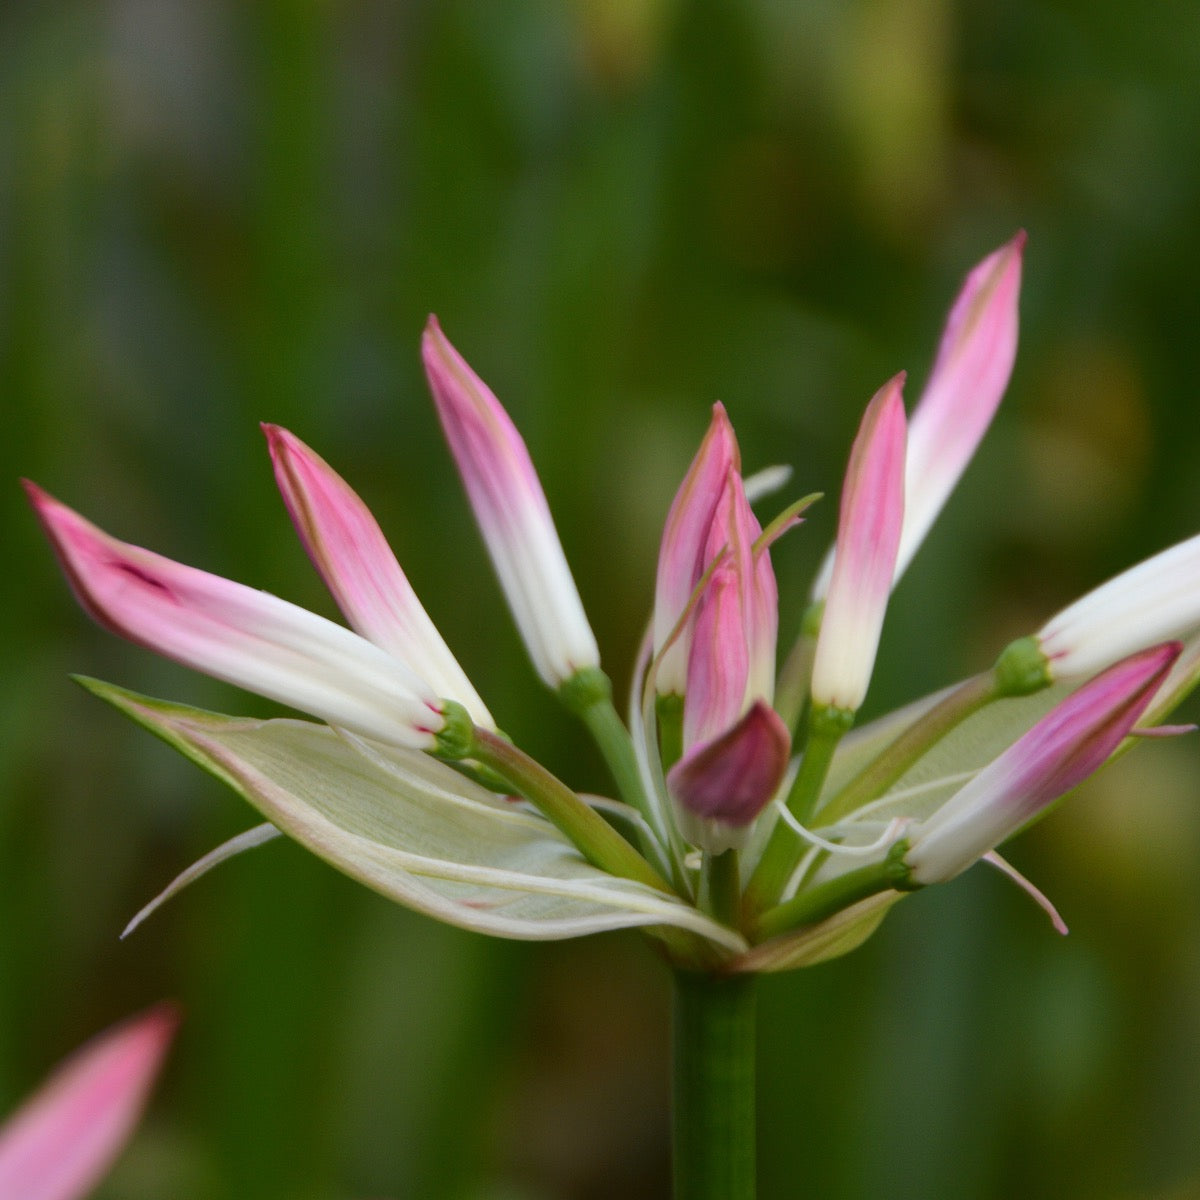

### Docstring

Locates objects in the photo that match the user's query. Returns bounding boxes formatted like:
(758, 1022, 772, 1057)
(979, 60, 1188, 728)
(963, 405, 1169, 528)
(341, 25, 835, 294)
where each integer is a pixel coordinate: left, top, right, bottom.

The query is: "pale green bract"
(79, 678, 746, 955)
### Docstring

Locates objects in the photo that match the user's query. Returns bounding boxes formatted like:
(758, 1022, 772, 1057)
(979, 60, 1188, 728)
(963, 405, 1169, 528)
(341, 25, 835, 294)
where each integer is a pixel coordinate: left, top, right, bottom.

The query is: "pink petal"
(25, 483, 443, 748)
(810, 376, 907, 711)
(653, 403, 741, 695)
(0, 1004, 177, 1200)
(264, 425, 493, 727)
(909, 642, 1181, 882)
(421, 317, 599, 687)
(1038, 530, 1200, 679)
(897, 232, 1025, 581)
(684, 565, 751, 751)
(681, 466, 778, 750)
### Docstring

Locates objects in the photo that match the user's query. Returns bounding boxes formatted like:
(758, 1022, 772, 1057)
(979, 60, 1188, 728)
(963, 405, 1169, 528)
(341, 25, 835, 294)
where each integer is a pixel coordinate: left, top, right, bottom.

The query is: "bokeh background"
(4, 1, 1200, 1197)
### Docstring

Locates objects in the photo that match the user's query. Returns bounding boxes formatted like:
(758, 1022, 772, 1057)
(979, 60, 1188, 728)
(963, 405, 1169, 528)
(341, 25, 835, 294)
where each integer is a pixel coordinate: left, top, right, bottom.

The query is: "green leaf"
(78, 678, 746, 951)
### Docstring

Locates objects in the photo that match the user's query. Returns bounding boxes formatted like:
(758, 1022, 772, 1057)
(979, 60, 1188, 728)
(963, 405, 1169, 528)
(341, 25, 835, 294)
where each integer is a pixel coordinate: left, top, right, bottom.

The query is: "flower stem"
(749, 845, 911, 942)
(702, 849, 741, 928)
(672, 969, 756, 1200)
(560, 667, 667, 840)
(741, 707, 849, 915)
(814, 669, 998, 826)
(469, 727, 673, 895)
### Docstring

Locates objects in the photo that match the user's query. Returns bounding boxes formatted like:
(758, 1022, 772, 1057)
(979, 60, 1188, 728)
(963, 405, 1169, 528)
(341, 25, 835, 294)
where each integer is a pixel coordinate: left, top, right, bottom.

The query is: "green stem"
(559, 667, 666, 836)
(702, 849, 741, 929)
(672, 970, 756, 1200)
(741, 707, 849, 915)
(773, 601, 823, 733)
(750, 848, 911, 942)
(470, 728, 674, 896)
(815, 670, 999, 827)
(579, 695, 659, 824)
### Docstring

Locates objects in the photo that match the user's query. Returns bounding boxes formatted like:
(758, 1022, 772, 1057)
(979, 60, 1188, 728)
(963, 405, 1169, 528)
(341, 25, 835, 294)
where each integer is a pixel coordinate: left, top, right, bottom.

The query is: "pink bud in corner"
(0, 1004, 177, 1200)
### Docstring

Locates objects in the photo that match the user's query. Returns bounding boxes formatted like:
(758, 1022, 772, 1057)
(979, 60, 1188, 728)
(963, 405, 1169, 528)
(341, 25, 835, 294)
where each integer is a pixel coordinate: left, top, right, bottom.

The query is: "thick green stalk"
(673, 970, 757, 1200)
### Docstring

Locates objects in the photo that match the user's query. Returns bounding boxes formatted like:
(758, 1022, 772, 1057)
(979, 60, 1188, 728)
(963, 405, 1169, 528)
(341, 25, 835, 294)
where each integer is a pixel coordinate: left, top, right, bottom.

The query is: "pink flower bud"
(264, 424, 493, 727)
(898, 232, 1025, 582)
(26, 483, 445, 749)
(0, 1005, 176, 1200)
(812, 233, 1024, 598)
(908, 642, 1180, 883)
(667, 700, 791, 853)
(810, 376, 907, 712)
(422, 317, 599, 688)
(652, 402, 741, 695)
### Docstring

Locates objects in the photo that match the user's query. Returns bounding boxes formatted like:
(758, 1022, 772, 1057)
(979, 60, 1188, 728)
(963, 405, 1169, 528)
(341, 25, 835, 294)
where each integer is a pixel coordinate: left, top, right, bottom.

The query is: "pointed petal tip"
(422, 314, 451, 360)
(132, 1000, 183, 1047)
(260, 422, 295, 464)
(0, 1003, 179, 1200)
(21, 478, 56, 514)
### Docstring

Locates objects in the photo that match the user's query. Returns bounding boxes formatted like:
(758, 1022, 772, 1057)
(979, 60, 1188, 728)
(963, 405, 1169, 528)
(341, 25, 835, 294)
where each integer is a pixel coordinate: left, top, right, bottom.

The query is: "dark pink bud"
(667, 700, 791, 852)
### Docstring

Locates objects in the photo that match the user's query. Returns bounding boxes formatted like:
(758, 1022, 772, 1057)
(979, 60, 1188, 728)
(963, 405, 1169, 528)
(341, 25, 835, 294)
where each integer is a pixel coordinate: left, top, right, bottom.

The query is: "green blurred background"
(4, 1, 1200, 1196)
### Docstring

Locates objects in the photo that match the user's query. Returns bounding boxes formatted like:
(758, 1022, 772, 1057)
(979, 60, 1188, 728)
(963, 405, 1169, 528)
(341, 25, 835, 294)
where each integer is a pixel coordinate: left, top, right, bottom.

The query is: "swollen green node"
(993, 635, 1053, 697)
(809, 702, 856, 739)
(886, 837, 921, 892)
(433, 699, 476, 760)
(557, 665, 613, 715)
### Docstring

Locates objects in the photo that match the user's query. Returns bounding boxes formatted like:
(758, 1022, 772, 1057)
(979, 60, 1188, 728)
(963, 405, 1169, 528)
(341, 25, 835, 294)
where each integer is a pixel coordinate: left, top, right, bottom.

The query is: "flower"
(810, 375, 907, 713)
(661, 452, 792, 851)
(906, 642, 1180, 883)
(0, 1005, 176, 1200)
(422, 317, 600, 690)
(1034, 531, 1200, 679)
(24, 482, 449, 751)
(29, 238, 1200, 972)
(812, 233, 1025, 599)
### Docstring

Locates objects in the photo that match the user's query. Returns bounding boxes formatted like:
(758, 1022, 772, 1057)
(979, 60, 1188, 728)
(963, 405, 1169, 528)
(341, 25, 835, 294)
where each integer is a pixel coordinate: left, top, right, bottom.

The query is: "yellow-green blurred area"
(3, 1, 1200, 1196)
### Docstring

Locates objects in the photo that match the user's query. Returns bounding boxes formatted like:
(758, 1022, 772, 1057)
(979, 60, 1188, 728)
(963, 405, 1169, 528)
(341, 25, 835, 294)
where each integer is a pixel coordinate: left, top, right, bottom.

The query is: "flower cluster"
(27, 234, 1200, 971)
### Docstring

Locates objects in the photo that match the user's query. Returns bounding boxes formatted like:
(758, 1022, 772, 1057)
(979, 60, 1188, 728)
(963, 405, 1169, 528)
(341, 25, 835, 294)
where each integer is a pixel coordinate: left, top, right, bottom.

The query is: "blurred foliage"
(3, 1, 1200, 1197)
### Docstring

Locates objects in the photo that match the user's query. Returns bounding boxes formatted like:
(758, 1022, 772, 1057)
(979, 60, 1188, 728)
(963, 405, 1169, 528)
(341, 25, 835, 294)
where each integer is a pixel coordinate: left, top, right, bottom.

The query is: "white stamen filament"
(772, 800, 910, 857)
